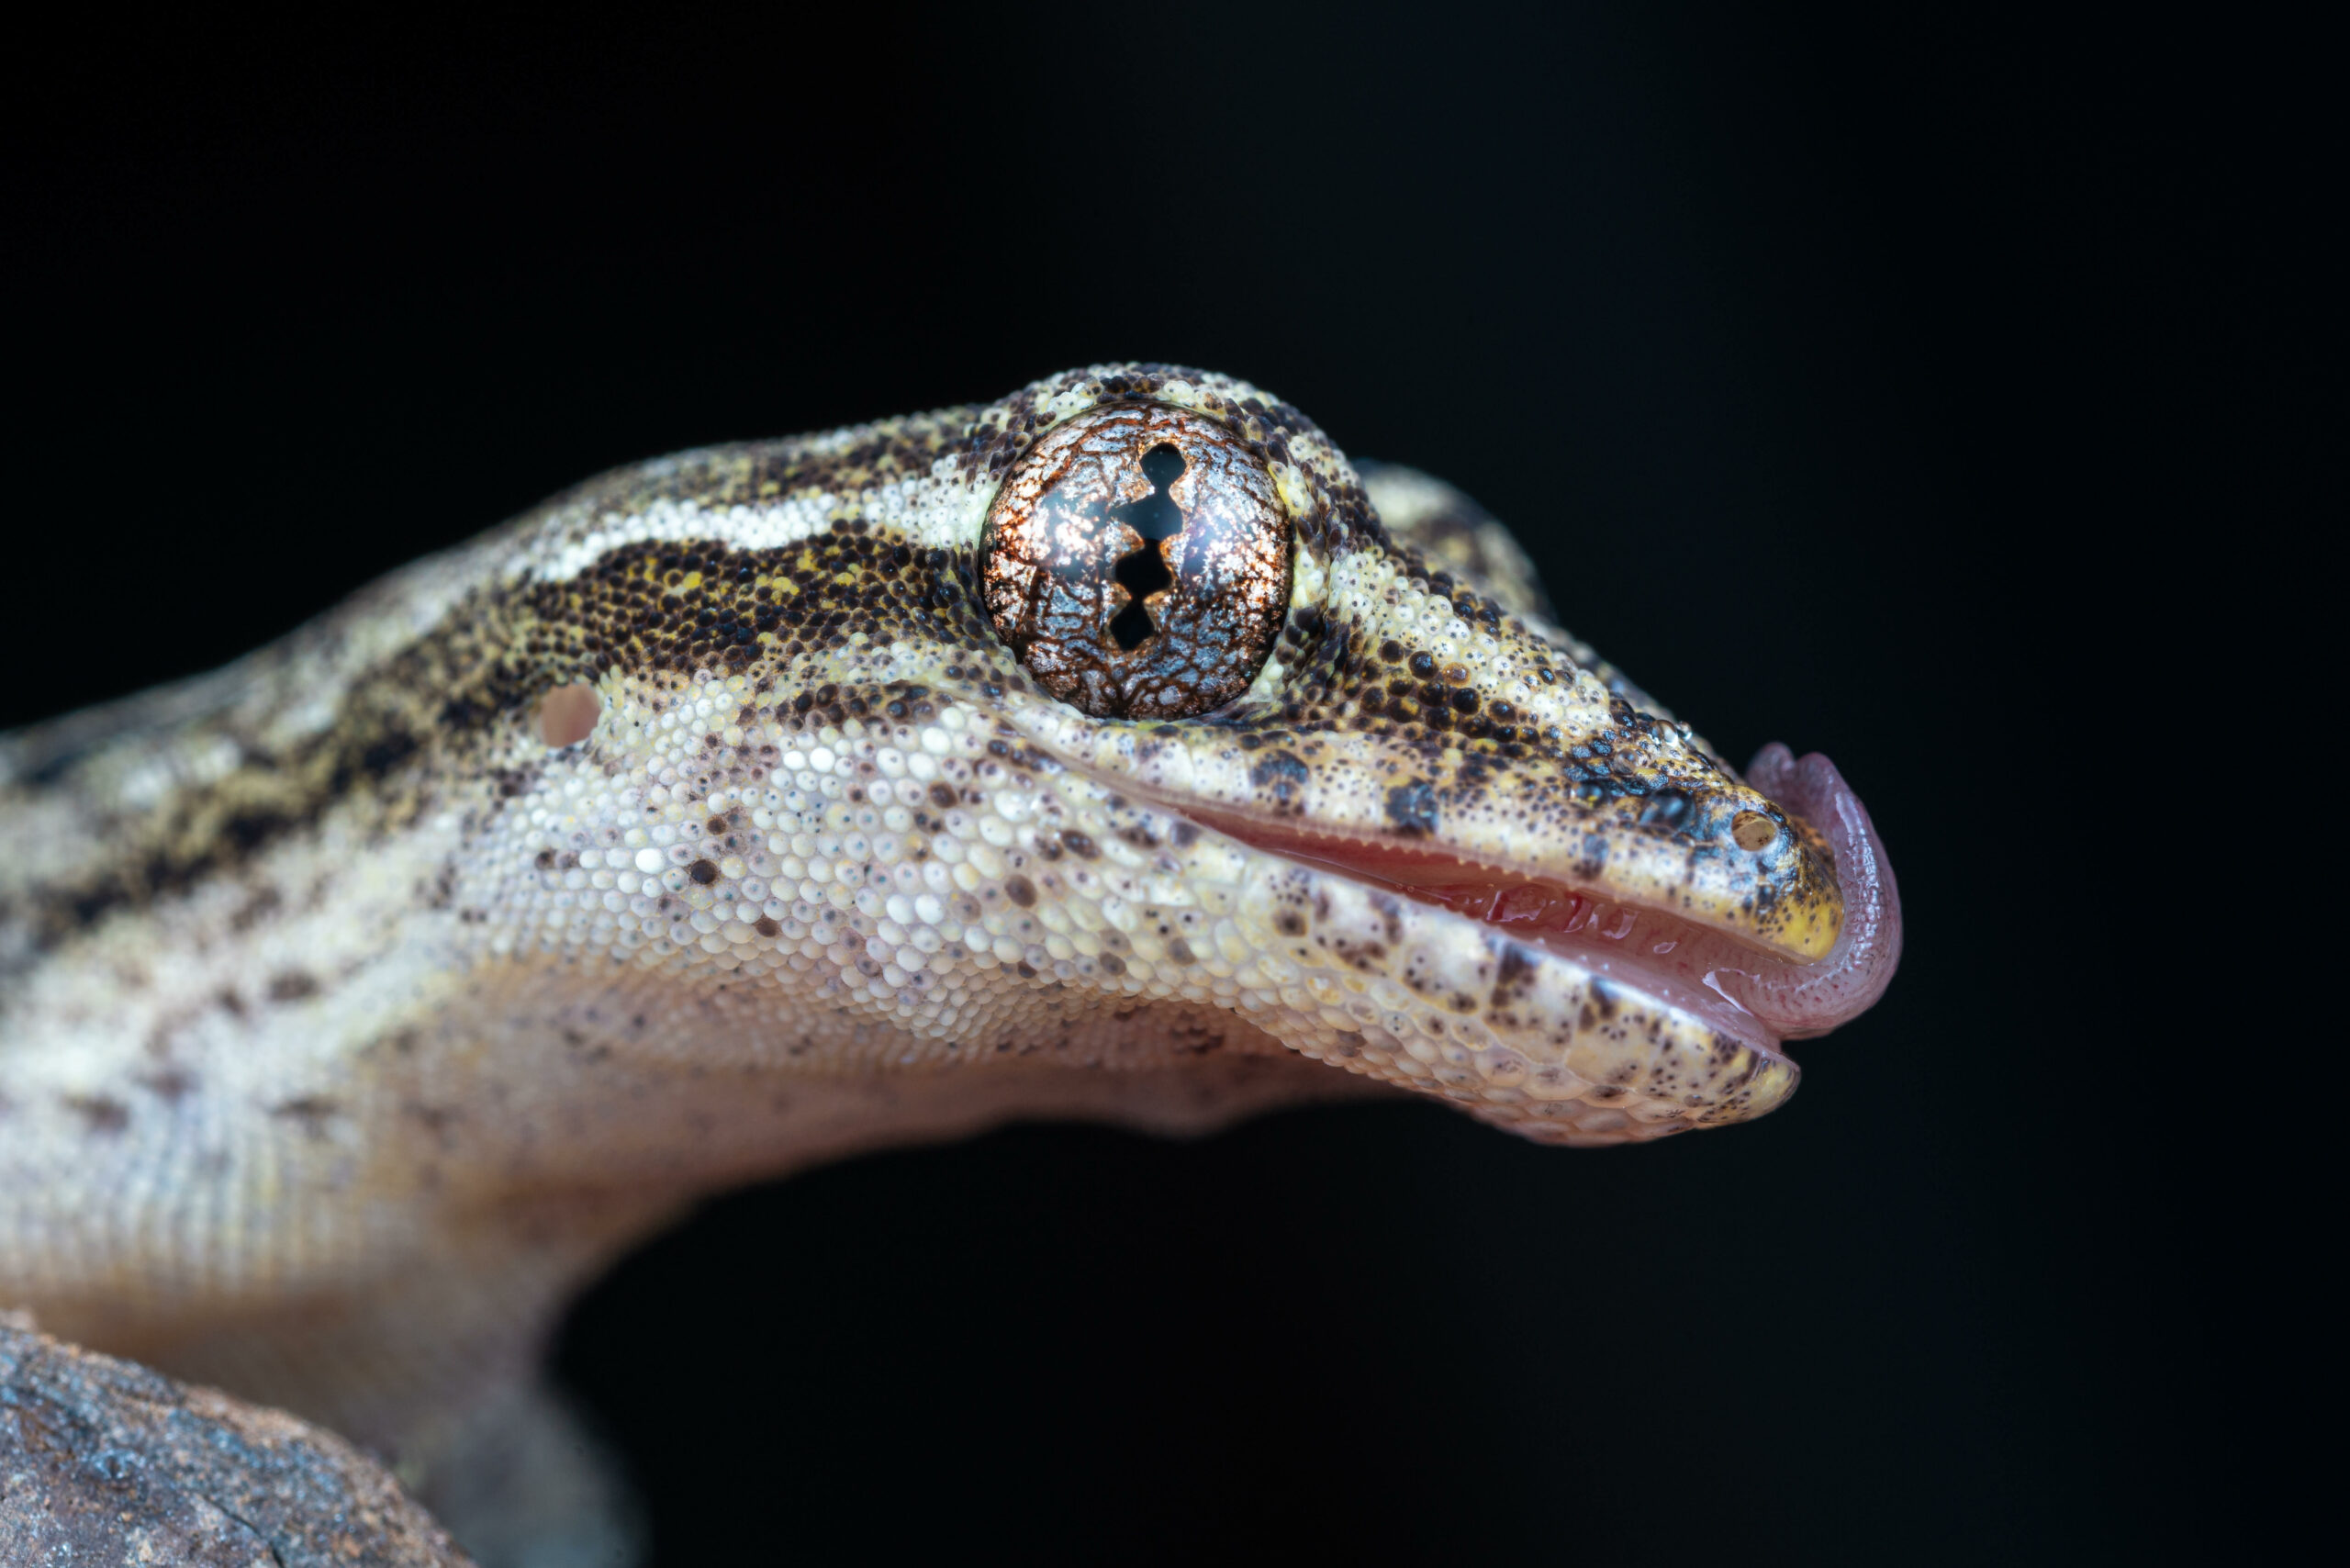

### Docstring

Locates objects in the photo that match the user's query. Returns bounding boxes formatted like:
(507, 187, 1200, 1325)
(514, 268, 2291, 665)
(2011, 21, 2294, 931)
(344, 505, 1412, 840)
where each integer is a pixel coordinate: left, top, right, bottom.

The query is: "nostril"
(1731, 811, 1779, 851)
(538, 683, 600, 748)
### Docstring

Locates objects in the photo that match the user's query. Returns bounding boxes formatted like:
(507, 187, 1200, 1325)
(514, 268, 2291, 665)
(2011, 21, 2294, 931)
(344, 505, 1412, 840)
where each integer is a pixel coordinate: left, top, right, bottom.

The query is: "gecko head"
(963, 377, 1860, 961)
(467, 365, 1901, 1144)
(954, 369, 1902, 1137)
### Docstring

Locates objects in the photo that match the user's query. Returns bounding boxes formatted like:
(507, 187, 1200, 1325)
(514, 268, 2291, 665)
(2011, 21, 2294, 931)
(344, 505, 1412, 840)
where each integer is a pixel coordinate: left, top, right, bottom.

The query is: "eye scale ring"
(982, 404, 1291, 720)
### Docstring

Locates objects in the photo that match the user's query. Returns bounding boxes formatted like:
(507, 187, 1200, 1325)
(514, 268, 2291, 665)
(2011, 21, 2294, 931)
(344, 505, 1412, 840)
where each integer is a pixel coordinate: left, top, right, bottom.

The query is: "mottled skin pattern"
(0, 365, 1890, 1563)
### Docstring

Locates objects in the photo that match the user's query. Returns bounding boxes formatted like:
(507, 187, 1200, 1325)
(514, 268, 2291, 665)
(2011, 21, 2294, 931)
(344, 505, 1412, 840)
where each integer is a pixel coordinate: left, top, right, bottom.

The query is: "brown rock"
(1, 1313, 473, 1565)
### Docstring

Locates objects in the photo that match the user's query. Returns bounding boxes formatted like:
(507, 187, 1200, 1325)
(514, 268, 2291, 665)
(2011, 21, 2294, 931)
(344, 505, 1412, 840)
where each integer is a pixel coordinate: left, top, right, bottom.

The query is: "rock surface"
(1, 1312, 472, 1565)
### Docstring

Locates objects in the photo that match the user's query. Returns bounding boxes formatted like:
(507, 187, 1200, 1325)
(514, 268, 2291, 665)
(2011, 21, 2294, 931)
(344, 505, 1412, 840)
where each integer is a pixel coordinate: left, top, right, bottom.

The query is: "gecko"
(0, 364, 1900, 1564)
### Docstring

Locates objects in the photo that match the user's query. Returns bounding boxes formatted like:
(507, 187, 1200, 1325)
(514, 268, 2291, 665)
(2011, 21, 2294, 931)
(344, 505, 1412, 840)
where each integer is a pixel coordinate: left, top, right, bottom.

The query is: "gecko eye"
(982, 403, 1291, 720)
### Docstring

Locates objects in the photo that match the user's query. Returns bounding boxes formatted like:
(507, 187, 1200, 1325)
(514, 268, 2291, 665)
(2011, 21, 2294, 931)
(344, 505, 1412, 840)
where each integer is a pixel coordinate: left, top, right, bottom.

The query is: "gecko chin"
(1108, 744, 1900, 1137)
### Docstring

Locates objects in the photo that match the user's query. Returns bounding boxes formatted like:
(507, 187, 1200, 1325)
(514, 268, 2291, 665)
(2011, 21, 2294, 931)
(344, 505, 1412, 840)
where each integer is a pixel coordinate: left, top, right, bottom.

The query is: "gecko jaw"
(1152, 745, 1900, 1050)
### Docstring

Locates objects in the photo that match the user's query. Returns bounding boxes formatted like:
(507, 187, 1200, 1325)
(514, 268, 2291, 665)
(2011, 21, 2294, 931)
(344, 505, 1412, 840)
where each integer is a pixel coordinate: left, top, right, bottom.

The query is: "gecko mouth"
(1170, 745, 1901, 1052)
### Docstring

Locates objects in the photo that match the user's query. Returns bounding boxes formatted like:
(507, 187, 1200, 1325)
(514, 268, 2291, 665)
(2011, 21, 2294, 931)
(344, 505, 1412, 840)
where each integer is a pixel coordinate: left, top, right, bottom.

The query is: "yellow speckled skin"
(0, 365, 1860, 1562)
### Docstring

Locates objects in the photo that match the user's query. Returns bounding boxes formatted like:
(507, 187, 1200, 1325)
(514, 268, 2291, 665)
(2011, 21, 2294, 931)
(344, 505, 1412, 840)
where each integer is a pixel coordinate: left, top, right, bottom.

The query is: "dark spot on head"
(1248, 750, 1311, 790)
(1385, 780, 1440, 836)
(140, 1067, 199, 1103)
(267, 971, 319, 1002)
(66, 1094, 129, 1135)
(1274, 908, 1306, 936)
(1639, 790, 1692, 830)
(228, 887, 282, 934)
(273, 1095, 341, 1138)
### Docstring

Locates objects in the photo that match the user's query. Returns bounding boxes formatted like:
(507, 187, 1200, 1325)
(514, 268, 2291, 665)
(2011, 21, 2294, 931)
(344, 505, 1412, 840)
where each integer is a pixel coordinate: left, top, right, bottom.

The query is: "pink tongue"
(1712, 746, 1904, 1037)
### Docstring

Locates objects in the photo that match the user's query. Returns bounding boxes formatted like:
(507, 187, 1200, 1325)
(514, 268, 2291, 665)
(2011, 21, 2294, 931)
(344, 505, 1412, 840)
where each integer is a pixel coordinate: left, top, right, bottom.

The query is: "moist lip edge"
(1098, 750, 1899, 1042)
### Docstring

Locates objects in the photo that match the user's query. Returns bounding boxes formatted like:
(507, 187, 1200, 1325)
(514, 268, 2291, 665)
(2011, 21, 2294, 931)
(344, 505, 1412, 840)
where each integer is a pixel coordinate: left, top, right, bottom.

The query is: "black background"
(5, 9, 2293, 1564)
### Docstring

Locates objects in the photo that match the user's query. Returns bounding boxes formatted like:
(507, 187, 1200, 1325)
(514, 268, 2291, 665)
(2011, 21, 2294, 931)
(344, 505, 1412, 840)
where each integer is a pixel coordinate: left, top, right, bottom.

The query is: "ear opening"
(537, 683, 601, 748)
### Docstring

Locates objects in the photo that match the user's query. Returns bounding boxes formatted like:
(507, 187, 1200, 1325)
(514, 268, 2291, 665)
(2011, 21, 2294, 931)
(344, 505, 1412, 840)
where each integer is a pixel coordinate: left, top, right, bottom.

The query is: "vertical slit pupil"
(1109, 443, 1186, 651)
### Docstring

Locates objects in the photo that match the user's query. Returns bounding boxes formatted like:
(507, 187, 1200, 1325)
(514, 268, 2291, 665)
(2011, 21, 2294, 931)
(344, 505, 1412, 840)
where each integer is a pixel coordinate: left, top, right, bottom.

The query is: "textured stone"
(0, 1314, 470, 1566)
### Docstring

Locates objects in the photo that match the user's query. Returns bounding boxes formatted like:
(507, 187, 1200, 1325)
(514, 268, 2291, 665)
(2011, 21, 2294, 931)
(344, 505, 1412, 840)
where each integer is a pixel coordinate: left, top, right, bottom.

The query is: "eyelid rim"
(962, 365, 1365, 561)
